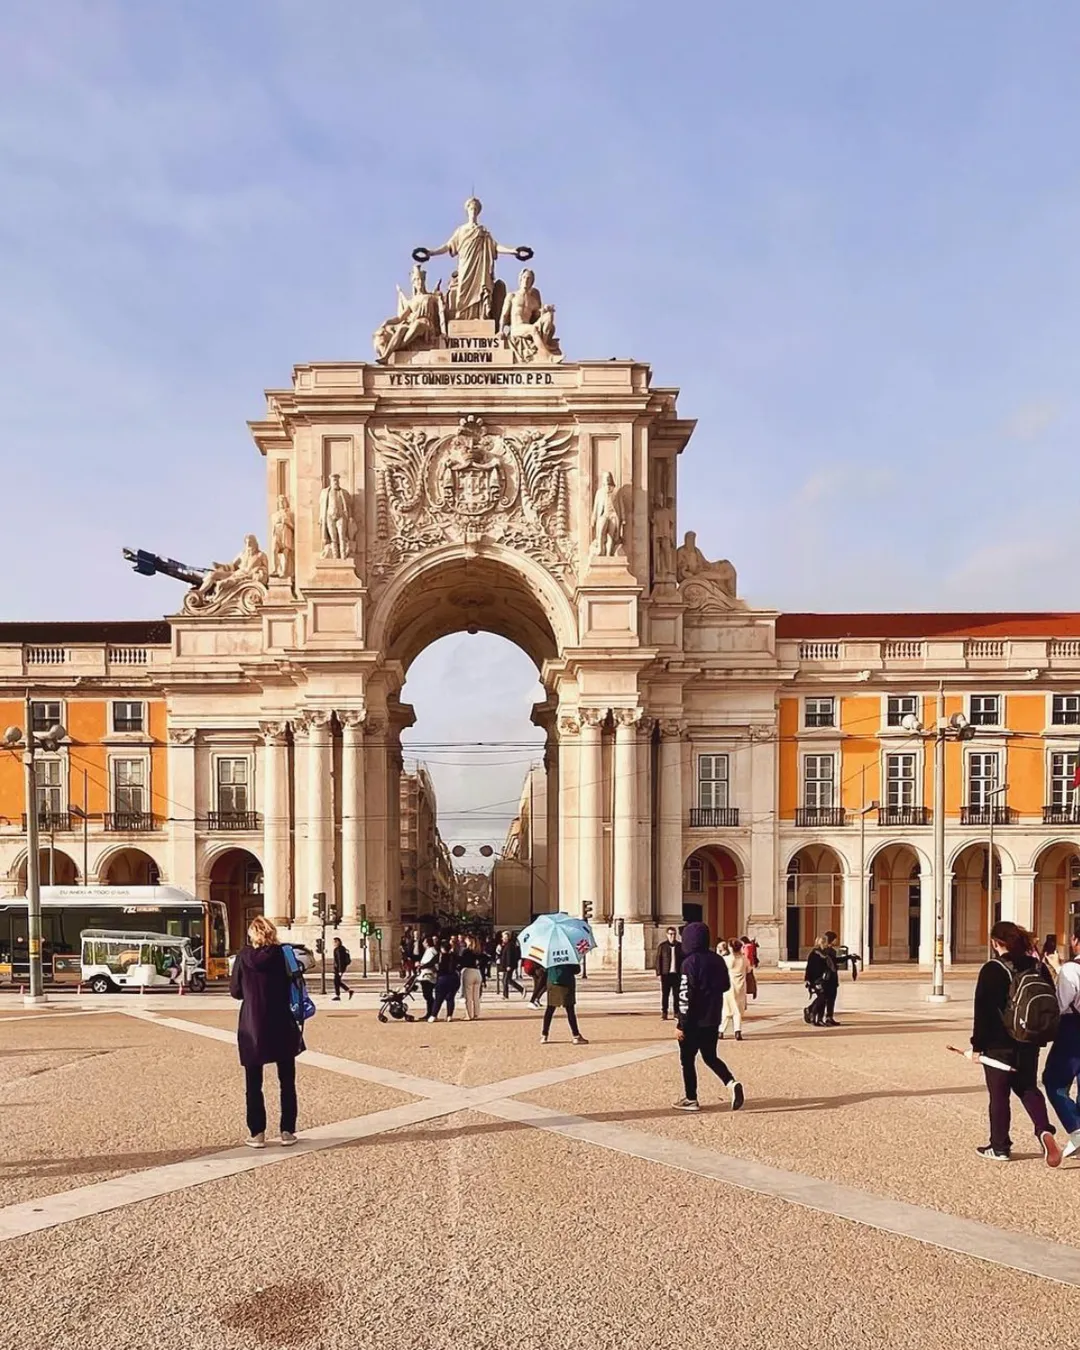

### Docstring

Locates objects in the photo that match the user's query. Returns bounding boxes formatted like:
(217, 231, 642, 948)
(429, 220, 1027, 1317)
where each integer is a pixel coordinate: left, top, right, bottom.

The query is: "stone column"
(1000, 868, 1035, 931)
(658, 719, 686, 924)
(339, 712, 366, 922)
(558, 713, 581, 916)
(166, 728, 198, 894)
(747, 724, 781, 962)
(578, 708, 606, 919)
(259, 720, 291, 925)
(613, 708, 643, 919)
(362, 717, 389, 925)
(544, 741, 559, 912)
(298, 710, 333, 922)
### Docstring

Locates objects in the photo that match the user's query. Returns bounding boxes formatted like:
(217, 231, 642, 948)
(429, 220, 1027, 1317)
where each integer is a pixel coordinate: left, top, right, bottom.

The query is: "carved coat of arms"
(370, 415, 575, 580)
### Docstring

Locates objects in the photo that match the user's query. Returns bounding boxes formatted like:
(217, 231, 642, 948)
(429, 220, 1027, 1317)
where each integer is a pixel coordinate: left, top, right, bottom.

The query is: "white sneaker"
(540, 1034, 549, 1044)
(279, 1131, 298, 1147)
(1064, 1129, 1080, 1159)
(245, 1133, 266, 1149)
(426, 1015, 435, 1022)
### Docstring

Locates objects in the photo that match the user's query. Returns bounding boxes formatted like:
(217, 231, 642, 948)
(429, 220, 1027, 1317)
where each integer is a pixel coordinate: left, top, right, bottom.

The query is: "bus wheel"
(89, 976, 113, 994)
(188, 974, 206, 994)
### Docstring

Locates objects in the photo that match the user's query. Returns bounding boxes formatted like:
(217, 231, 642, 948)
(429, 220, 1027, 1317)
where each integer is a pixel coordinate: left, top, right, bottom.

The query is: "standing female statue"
(413, 198, 531, 321)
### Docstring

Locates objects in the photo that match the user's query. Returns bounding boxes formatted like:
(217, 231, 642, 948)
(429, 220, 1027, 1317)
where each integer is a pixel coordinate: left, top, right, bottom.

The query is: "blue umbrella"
(518, 912, 596, 969)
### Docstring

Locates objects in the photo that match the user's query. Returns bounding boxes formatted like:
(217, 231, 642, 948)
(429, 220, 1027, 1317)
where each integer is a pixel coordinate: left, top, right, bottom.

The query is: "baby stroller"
(378, 972, 418, 1023)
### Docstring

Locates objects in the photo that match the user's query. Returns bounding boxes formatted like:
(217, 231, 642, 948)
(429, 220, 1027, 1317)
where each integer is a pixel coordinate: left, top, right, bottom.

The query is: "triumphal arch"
(167, 200, 778, 965)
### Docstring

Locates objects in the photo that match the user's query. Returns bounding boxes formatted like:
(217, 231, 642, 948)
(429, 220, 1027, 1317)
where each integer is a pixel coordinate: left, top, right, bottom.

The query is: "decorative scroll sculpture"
(370, 416, 575, 579)
(373, 265, 444, 363)
(500, 268, 561, 363)
(676, 530, 744, 611)
(183, 534, 269, 616)
(412, 197, 531, 322)
(270, 495, 294, 579)
(320, 474, 355, 560)
(591, 472, 623, 557)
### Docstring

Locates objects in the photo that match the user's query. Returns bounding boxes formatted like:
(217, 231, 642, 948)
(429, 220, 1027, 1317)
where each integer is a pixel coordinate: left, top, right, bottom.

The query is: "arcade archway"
(869, 844, 921, 963)
(99, 847, 160, 887)
(17, 848, 78, 887)
(785, 844, 844, 961)
(1034, 842, 1080, 946)
(951, 842, 999, 963)
(210, 848, 263, 952)
(682, 845, 742, 939)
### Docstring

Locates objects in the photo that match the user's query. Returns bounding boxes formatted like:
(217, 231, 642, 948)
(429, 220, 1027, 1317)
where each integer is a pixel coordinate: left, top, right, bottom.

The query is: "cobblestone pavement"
(1, 976, 1074, 1350)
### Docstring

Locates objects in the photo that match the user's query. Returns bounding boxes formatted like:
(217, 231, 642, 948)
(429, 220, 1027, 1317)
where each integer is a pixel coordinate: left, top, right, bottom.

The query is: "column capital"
(259, 719, 290, 746)
(295, 708, 333, 738)
(637, 715, 657, 739)
(748, 722, 774, 743)
(580, 706, 607, 729)
(339, 709, 368, 733)
(559, 713, 582, 737)
(168, 727, 197, 746)
(613, 707, 643, 731)
(658, 717, 687, 740)
(363, 716, 387, 739)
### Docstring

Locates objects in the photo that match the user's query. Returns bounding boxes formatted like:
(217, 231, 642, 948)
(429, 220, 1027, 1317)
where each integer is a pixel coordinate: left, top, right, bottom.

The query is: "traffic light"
(312, 891, 326, 921)
(315, 937, 325, 954)
(328, 904, 340, 928)
(583, 900, 593, 920)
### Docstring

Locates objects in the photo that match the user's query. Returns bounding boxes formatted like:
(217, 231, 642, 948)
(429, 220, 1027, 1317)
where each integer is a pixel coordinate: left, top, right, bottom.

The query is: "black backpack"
(339, 946, 352, 968)
(996, 958, 1060, 1046)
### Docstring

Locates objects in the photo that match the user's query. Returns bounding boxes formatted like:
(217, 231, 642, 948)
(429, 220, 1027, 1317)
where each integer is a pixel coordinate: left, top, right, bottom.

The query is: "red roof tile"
(775, 613, 1080, 640)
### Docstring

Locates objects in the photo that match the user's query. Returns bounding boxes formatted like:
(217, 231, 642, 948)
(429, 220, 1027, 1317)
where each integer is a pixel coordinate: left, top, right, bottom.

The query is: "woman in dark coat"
(230, 915, 303, 1148)
(803, 935, 837, 1027)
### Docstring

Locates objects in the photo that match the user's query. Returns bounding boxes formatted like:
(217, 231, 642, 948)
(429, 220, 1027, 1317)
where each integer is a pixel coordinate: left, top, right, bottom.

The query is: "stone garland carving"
(270, 496, 295, 580)
(591, 472, 624, 557)
(748, 723, 774, 743)
(183, 535, 269, 617)
(370, 416, 575, 580)
(676, 530, 745, 612)
(320, 474, 356, 560)
(558, 714, 582, 738)
(168, 727, 197, 746)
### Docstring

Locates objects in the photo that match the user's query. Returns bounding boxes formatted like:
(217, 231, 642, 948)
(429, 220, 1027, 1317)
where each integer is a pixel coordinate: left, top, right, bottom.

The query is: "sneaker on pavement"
(245, 1133, 266, 1149)
(540, 1034, 549, 1044)
(279, 1132, 298, 1147)
(348, 989, 354, 1001)
(530, 1000, 542, 1009)
(1041, 1130, 1063, 1168)
(572, 1035, 589, 1045)
(330, 996, 340, 1001)
(976, 1144, 1011, 1162)
(729, 1081, 745, 1112)
(673, 1098, 700, 1112)
(1063, 1129, 1080, 1159)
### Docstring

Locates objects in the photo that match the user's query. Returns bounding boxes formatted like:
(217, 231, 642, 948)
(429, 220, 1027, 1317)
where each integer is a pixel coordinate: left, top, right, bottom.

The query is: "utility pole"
(23, 693, 43, 1003)
(931, 687, 947, 1002)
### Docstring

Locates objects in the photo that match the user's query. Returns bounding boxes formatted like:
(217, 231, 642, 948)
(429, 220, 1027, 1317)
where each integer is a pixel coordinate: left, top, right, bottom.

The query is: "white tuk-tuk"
(80, 929, 207, 993)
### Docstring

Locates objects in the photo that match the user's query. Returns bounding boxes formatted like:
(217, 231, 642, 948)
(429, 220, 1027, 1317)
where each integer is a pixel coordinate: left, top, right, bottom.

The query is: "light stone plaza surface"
(3, 979, 1080, 1350)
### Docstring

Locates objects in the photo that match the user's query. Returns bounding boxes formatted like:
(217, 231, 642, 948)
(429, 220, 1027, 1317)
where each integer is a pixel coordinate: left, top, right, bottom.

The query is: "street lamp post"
(2, 694, 68, 1004)
(856, 776, 879, 965)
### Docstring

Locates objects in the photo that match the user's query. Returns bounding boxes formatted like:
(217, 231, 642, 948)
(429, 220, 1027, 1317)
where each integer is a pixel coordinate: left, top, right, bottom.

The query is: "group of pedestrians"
(416, 933, 487, 1021)
(655, 925, 758, 1038)
(969, 920, 1080, 1166)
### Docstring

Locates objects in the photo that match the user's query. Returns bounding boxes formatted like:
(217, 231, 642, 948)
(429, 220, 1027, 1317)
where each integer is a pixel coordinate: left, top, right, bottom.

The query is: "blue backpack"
(282, 944, 316, 1027)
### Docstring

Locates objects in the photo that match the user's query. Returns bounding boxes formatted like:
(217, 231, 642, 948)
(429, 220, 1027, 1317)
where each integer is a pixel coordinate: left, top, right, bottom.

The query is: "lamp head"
(900, 714, 923, 733)
(2, 726, 23, 747)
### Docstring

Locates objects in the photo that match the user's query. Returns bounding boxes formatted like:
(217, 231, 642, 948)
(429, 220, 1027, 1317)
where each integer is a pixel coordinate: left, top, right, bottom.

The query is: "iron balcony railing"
(878, 806, 930, 827)
(794, 806, 847, 827)
(206, 810, 261, 831)
(960, 806, 1014, 826)
(689, 807, 740, 828)
(103, 812, 158, 832)
(1044, 805, 1080, 825)
(22, 812, 71, 832)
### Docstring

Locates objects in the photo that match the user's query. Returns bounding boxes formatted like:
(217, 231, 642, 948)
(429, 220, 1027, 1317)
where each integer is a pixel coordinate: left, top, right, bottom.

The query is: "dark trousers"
(501, 968, 524, 997)
(244, 1058, 297, 1137)
(542, 1004, 580, 1037)
(1043, 1015, 1080, 1135)
(824, 982, 838, 1020)
(333, 971, 351, 997)
(432, 974, 459, 1018)
(679, 1025, 733, 1101)
(531, 970, 548, 1002)
(660, 972, 680, 1017)
(984, 1052, 1052, 1154)
(420, 979, 436, 1018)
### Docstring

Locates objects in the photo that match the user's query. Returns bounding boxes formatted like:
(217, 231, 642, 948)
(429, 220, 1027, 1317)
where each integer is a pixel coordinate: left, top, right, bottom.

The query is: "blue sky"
(3, 1, 1078, 852)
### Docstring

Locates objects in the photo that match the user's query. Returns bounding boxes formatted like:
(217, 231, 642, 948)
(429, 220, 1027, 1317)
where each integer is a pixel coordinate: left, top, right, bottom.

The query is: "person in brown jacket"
(655, 925, 683, 1021)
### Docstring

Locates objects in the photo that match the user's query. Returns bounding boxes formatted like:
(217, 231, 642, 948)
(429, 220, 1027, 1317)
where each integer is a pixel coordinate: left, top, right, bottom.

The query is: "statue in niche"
(651, 485, 676, 581)
(412, 197, 532, 321)
(373, 264, 444, 362)
(677, 529, 742, 610)
(591, 471, 623, 557)
(500, 268, 561, 362)
(184, 534, 269, 615)
(320, 473, 354, 560)
(270, 494, 295, 579)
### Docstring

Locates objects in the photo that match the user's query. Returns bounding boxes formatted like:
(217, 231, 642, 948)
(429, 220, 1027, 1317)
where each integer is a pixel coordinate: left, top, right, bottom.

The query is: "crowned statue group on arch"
(373, 197, 560, 365)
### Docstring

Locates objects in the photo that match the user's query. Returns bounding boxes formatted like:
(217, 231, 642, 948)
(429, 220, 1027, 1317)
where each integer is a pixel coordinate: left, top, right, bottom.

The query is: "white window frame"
(967, 750, 1002, 809)
(30, 700, 63, 735)
(885, 752, 918, 810)
(683, 858, 704, 893)
(35, 756, 65, 819)
(968, 694, 1001, 728)
(885, 694, 919, 728)
(111, 700, 145, 734)
(802, 753, 836, 809)
(697, 753, 730, 809)
(214, 755, 252, 816)
(803, 696, 836, 730)
(1049, 750, 1079, 810)
(1051, 694, 1080, 726)
(110, 755, 150, 817)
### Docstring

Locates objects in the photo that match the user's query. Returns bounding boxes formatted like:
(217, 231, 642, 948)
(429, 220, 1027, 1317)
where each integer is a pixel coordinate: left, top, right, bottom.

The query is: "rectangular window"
(113, 759, 145, 814)
(112, 701, 144, 733)
(969, 695, 1000, 727)
(803, 754, 835, 808)
(216, 758, 249, 815)
(1052, 695, 1080, 726)
(30, 701, 61, 733)
(968, 752, 1001, 809)
(36, 759, 63, 818)
(886, 753, 917, 809)
(886, 695, 919, 728)
(683, 859, 704, 893)
(1051, 752, 1079, 810)
(804, 697, 835, 729)
(697, 754, 729, 809)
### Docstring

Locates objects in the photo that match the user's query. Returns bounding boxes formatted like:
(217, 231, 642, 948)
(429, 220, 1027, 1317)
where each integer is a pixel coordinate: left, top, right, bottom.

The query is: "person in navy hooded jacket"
(674, 921, 745, 1113)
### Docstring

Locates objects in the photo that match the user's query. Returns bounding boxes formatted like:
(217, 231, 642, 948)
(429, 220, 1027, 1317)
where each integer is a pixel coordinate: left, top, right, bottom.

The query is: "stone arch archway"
(1034, 841, 1080, 946)
(785, 844, 845, 962)
(15, 848, 79, 887)
(98, 847, 160, 887)
(209, 848, 264, 952)
(951, 842, 998, 963)
(868, 842, 922, 963)
(682, 844, 743, 939)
